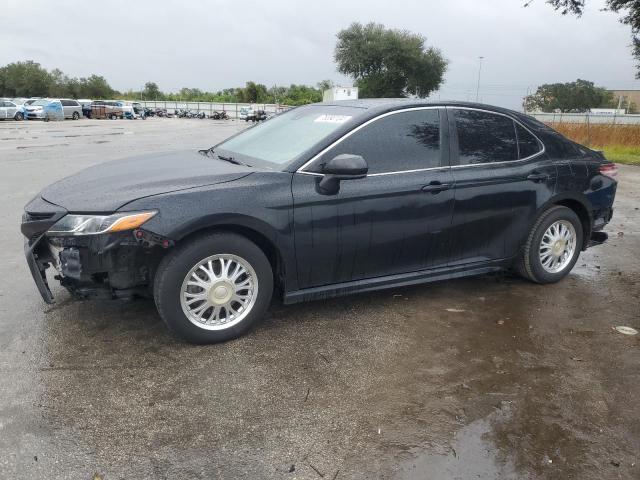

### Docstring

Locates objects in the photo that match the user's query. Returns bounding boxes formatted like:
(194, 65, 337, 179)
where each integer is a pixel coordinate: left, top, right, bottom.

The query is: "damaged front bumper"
(24, 236, 55, 304)
(21, 201, 172, 303)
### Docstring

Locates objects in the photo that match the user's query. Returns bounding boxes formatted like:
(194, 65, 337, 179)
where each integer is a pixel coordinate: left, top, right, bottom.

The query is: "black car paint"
(40, 150, 253, 212)
(21, 100, 617, 305)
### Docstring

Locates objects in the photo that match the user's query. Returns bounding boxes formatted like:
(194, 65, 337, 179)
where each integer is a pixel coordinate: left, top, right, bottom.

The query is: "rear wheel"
(110, 114, 117, 120)
(517, 206, 583, 283)
(154, 233, 273, 344)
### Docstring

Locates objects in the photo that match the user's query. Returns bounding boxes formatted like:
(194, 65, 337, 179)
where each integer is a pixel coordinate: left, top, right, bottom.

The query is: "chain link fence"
(530, 112, 640, 125)
(136, 101, 289, 118)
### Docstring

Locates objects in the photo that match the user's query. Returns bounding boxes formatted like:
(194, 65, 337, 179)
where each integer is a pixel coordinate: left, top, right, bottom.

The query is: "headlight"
(47, 211, 157, 236)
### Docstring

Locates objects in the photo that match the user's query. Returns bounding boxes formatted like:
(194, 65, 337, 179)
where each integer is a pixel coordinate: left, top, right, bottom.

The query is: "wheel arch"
(172, 220, 289, 295)
(528, 193, 593, 251)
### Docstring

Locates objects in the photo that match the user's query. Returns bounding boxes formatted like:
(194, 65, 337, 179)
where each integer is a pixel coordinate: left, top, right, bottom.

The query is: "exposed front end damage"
(21, 197, 172, 302)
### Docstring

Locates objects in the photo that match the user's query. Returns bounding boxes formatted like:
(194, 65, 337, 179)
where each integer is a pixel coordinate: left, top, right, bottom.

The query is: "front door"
(447, 107, 557, 265)
(292, 107, 455, 289)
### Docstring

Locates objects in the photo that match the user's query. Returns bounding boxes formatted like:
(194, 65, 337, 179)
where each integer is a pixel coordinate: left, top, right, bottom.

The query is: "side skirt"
(283, 259, 512, 305)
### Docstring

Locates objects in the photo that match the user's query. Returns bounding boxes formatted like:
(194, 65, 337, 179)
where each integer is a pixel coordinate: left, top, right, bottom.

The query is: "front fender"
(121, 173, 299, 292)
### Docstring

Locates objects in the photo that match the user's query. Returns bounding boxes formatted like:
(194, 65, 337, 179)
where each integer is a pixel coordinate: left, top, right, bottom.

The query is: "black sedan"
(21, 100, 618, 343)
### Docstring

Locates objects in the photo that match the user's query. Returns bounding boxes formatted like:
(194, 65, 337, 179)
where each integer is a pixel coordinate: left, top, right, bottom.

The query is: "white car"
(0, 100, 24, 120)
(239, 106, 255, 120)
(115, 101, 135, 119)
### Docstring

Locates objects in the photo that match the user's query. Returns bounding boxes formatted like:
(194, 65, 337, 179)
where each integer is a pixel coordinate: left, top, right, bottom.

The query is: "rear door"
(61, 100, 72, 118)
(448, 107, 556, 265)
(293, 107, 455, 288)
(0, 102, 7, 119)
(4, 101, 17, 119)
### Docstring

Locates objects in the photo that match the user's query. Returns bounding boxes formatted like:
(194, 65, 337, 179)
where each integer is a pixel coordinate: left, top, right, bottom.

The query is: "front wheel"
(72, 111, 79, 120)
(14, 112, 24, 121)
(517, 206, 583, 284)
(154, 233, 273, 344)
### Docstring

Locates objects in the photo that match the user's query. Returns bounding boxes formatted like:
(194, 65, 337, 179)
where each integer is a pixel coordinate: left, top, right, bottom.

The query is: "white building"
(322, 86, 359, 102)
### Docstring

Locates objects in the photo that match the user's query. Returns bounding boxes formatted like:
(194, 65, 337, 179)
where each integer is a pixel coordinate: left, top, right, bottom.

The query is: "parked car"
(89, 100, 124, 119)
(24, 99, 80, 120)
(21, 100, 617, 344)
(131, 102, 145, 119)
(60, 99, 82, 119)
(245, 109, 267, 122)
(239, 106, 254, 120)
(24, 99, 63, 120)
(77, 99, 92, 118)
(0, 100, 24, 120)
(115, 101, 135, 119)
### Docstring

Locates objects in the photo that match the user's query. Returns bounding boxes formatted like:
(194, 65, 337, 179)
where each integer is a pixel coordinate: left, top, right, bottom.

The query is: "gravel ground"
(0, 118, 638, 479)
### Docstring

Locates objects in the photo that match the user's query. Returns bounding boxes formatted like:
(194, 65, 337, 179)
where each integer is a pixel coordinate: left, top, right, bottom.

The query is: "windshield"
(216, 105, 364, 167)
(32, 100, 49, 106)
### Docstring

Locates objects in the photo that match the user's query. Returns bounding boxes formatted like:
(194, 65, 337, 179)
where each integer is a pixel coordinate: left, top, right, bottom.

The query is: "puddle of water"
(395, 412, 518, 480)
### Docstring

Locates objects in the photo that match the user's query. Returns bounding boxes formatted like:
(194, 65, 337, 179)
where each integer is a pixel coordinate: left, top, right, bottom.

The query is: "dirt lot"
(0, 118, 638, 479)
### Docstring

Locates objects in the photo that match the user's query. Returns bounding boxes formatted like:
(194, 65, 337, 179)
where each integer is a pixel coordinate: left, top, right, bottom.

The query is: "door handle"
(421, 182, 451, 194)
(527, 172, 549, 183)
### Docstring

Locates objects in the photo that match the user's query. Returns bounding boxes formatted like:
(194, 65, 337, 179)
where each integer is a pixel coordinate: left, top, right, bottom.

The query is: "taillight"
(599, 163, 618, 180)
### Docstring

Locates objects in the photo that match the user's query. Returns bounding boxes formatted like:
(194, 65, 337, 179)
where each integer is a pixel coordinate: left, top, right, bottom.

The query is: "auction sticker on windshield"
(314, 114, 352, 124)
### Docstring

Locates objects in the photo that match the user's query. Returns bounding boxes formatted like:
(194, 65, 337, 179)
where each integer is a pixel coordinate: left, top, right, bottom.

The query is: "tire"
(110, 114, 116, 120)
(516, 206, 583, 284)
(72, 111, 79, 120)
(14, 112, 24, 121)
(154, 232, 273, 344)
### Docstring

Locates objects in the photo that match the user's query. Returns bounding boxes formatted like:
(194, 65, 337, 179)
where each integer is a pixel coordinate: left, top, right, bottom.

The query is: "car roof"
(319, 98, 515, 114)
(315, 98, 543, 132)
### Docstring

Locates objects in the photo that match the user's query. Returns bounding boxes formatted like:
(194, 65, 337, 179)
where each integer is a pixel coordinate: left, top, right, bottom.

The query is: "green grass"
(599, 146, 640, 165)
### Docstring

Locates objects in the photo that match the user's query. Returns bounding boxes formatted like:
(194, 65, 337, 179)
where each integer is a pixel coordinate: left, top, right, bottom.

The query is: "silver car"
(60, 99, 82, 119)
(0, 100, 23, 120)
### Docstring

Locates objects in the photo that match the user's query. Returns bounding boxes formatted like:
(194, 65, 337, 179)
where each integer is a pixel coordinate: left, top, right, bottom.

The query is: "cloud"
(1, 0, 636, 109)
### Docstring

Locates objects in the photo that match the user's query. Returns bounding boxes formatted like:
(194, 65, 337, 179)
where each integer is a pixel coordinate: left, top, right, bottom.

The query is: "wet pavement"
(1, 118, 638, 479)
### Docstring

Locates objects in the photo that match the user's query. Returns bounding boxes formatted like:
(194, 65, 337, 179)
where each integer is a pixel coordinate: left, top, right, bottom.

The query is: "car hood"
(41, 150, 253, 212)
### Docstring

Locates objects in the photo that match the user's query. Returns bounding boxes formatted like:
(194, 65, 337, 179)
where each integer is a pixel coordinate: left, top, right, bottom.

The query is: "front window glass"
(32, 100, 49, 106)
(215, 105, 365, 167)
(310, 109, 441, 174)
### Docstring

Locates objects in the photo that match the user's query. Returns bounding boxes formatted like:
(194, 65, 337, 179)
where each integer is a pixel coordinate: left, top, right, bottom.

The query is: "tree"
(143, 82, 161, 99)
(237, 81, 269, 103)
(0, 61, 52, 97)
(528, 1, 640, 77)
(316, 79, 334, 93)
(524, 79, 614, 112)
(334, 22, 447, 98)
(80, 75, 115, 99)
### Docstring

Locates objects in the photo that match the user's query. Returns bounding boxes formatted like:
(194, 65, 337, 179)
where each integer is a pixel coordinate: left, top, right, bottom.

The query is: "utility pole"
(475, 56, 484, 103)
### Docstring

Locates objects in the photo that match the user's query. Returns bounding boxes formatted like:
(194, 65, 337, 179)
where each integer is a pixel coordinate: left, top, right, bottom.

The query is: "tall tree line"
(0, 60, 329, 105)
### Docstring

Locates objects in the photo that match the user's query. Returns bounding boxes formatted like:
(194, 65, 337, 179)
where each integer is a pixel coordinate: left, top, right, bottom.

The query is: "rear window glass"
(454, 109, 518, 164)
(515, 123, 542, 159)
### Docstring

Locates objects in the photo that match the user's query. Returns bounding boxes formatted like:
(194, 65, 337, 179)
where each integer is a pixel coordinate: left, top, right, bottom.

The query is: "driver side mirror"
(317, 154, 368, 195)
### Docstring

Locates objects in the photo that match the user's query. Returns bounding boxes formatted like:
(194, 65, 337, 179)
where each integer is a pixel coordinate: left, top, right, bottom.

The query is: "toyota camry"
(21, 100, 618, 343)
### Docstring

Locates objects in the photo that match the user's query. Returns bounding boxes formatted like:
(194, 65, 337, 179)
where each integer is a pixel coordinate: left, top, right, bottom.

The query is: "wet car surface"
(1, 119, 638, 479)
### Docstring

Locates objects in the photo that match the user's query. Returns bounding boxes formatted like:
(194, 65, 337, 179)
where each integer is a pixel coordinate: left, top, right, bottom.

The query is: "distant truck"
(322, 86, 358, 102)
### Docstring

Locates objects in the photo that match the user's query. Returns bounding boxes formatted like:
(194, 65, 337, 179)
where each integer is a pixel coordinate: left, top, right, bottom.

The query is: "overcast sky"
(2, 0, 637, 110)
